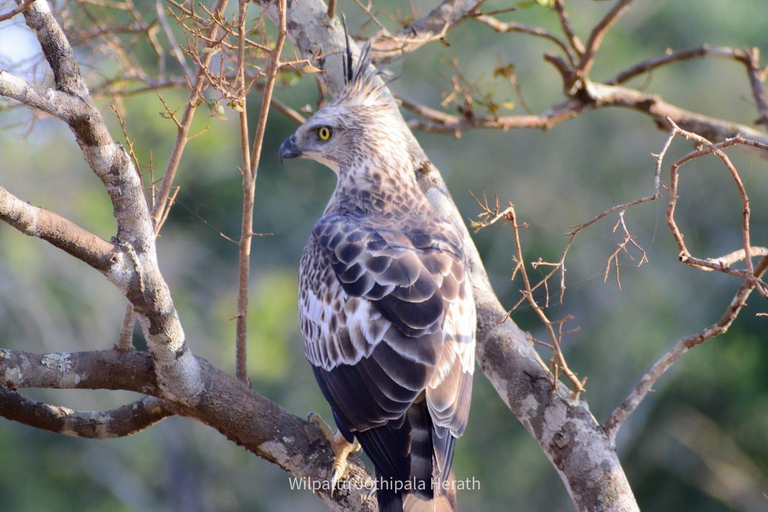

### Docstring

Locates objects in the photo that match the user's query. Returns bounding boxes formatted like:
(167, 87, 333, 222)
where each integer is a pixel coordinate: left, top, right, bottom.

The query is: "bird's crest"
(336, 14, 388, 108)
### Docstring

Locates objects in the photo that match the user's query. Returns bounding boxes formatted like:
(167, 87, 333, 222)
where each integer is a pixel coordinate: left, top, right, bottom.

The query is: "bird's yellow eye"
(317, 126, 332, 141)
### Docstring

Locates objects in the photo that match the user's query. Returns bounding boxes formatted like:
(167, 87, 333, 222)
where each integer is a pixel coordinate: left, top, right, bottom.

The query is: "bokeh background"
(1, 1, 767, 510)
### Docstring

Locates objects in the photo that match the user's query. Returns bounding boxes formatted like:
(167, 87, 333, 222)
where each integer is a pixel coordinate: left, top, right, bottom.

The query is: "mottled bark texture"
(0, 348, 375, 511)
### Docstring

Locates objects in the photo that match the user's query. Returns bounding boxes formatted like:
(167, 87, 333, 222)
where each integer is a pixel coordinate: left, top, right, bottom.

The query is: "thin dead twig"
(663, 118, 767, 297)
(471, 193, 586, 398)
(604, 255, 768, 439)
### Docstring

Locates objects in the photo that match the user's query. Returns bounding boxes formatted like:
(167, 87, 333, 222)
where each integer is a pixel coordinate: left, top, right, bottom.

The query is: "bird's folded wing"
(300, 214, 474, 443)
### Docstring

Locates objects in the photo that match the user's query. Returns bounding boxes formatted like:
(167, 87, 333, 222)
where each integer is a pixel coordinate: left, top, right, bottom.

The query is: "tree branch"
(0, 70, 85, 120)
(608, 45, 754, 85)
(0, 0, 34, 22)
(604, 255, 768, 439)
(577, 0, 633, 79)
(366, 0, 484, 64)
(400, 79, 768, 159)
(0, 186, 116, 273)
(0, 391, 173, 439)
(0, 348, 376, 511)
(473, 13, 575, 64)
(11, 0, 203, 405)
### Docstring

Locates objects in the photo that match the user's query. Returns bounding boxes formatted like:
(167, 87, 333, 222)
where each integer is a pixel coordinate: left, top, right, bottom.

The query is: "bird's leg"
(308, 412, 361, 494)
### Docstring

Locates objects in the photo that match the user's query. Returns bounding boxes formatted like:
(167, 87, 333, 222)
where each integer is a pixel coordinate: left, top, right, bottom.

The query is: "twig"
(604, 255, 768, 439)
(235, 0, 287, 385)
(0, 0, 35, 22)
(552, 0, 584, 56)
(663, 119, 767, 296)
(743, 47, 768, 128)
(474, 13, 575, 65)
(577, 0, 633, 79)
(150, 0, 231, 230)
(470, 194, 586, 397)
(156, 0, 193, 78)
(608, 45, 751, 85)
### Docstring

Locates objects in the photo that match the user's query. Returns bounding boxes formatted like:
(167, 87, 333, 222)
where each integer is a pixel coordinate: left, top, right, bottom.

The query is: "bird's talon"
(308, 412, 357, 495)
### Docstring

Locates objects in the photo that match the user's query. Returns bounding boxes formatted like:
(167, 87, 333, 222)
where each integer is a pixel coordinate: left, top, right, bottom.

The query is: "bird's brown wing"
(299, 212, 475, 486)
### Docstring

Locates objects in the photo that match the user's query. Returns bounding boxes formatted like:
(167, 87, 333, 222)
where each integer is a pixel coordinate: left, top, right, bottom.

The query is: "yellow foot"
(308, 412, 361, 495)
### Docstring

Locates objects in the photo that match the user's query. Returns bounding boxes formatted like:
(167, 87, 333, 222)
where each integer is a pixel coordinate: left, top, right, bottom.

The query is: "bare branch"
(0, 0, 35, 22)
(367, 0, 484, 64)
(474, 13, 575, 64)
(235, 0, 287, 384)
(577, 0, 633, 79)
(155, 0, 193, 78)
(662, 120, 768, 296)
(604, 255, 768, 439)
(608, 44, 768, 129)
(552, 0, 584, 56)
(150, 0, 231, 229)
(0, 186, 116, 272)
(402, 79, 768, 159)
(0, 348, 376, 511)
(743, 47, 768, 128)
(0, 391, 173, 439)
(608, 45, 754, 85)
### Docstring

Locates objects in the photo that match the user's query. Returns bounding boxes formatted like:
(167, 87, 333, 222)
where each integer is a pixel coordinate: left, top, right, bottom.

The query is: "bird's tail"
(376, 470, 457, 512)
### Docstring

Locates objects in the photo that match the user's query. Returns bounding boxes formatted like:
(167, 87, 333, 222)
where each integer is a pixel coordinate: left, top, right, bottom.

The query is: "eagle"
(279, 33, 475, 512)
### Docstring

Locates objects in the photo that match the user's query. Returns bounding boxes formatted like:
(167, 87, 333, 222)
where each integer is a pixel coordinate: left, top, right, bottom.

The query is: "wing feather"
(300, 211, 475, 486)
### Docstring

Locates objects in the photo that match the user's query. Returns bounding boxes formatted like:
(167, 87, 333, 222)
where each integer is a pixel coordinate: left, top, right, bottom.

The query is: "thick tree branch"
(0, 70, 84, 120)
(7, 0, 203, 404)
(0, 390, 173, 439)
(608, 44, 768, 129)
(0, 348, 376, 511)
(0, 186, 116, 273)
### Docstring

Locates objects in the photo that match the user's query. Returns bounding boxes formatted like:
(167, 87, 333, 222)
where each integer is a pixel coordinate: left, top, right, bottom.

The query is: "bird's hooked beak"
(279, 135, 302, 164)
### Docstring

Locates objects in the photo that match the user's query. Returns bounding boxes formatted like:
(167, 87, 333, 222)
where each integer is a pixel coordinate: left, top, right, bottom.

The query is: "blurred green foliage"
(1, 0, 767, 510)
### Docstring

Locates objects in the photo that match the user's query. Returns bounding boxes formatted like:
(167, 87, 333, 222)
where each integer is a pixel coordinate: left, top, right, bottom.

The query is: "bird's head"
(279, 39, 409, 175)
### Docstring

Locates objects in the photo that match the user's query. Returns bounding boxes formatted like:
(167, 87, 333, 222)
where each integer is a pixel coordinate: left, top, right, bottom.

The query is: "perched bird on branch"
(279, 29, 475, 512)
